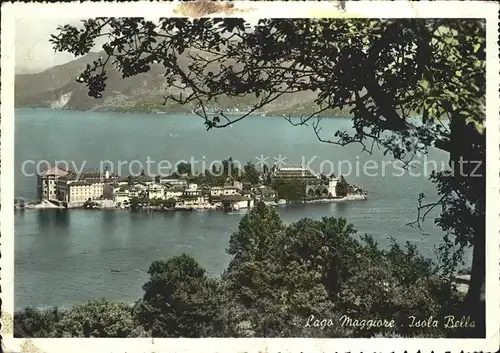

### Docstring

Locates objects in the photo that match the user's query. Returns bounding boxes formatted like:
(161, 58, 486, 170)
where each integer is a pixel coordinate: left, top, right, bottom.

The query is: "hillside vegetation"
(15, 51, 349, 116)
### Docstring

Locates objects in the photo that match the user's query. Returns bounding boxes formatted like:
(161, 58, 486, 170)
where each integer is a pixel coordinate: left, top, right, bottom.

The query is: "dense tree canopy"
(50, 17, 486, 335)
(14, 299, 146, 338)
(57, 299, 142, 337)
(135, 254, 222, 337)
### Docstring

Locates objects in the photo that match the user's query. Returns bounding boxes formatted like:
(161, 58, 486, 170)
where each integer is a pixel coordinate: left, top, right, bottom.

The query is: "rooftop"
(69, 181, 93, 187)
(226, 195, 251, 202)
(274, 167, 318, 179)
(118, 175, 153, 183)
(166, 186, 186, 192)
(212, 185, 239, 190)
(148, 184, 165, 190)
(39, 166, 71, 177)
(60, 171, 119, 182)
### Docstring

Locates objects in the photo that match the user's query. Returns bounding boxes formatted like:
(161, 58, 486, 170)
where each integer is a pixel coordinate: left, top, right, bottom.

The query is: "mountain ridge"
(15, 52, 349, 117)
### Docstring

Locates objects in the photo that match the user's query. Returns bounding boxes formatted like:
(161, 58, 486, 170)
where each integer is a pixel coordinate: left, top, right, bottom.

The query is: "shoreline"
(15, 106, 352, 120)
(16, 194, 368, 211)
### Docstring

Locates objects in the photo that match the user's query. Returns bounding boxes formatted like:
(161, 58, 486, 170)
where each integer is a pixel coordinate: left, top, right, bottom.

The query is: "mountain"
(15, 51, 175, 112)
(15, 51, 346, 116)
(15, 67, 46, 75)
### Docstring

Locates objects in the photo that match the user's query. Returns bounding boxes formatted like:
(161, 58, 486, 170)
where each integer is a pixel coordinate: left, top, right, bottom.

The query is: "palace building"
(272, 166, 339, 198)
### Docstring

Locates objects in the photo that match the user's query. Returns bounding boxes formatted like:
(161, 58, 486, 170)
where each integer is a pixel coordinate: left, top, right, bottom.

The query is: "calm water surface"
(15, 108, 463, 309)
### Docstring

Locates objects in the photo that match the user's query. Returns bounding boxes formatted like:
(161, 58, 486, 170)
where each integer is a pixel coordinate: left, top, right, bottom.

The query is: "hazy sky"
(13, 2, 334, 73)
(14, 15, 254, 73)
(15, 18, 85, 72)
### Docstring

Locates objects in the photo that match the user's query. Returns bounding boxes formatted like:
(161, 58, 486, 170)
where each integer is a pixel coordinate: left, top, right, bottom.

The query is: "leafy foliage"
(220, 203, 459, 337)
(272, 179, 307, 201)
(15, 300, 145, 338)
(14, 307, 62, 337)
(242, 161, 261, 185)
(56, 299, 142, 337)
(335, 175, 349, 197)
(135, 254, 222, 337)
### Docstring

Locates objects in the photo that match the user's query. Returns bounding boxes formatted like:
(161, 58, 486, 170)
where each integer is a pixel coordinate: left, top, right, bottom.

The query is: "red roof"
(40, 166, 71, 177)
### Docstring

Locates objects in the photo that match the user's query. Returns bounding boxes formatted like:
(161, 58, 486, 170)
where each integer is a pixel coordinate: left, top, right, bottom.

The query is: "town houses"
(35, 163, 365, 210)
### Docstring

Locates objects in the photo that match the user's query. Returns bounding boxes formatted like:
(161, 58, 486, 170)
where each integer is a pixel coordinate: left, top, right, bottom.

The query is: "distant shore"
(16, 193, 368, 211)
(14, 106, 352, 119)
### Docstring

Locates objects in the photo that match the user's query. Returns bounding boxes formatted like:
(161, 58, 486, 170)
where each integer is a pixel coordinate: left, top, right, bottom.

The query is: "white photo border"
(1, 1, 499, 352)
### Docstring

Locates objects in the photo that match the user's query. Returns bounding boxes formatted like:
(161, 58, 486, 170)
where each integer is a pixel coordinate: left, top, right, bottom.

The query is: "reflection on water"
(101, 210, 117, 232)
(36, 209, 70, 230)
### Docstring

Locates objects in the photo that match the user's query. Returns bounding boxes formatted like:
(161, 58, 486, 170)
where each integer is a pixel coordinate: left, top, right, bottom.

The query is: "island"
(20, 160, 367, 212)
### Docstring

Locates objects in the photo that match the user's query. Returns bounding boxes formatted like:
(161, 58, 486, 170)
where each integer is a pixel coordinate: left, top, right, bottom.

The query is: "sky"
(15, 17, 84, 72)
(13, 1, 378, 73)
(12, 1, 327, 73)
(14, 3, 256, 73)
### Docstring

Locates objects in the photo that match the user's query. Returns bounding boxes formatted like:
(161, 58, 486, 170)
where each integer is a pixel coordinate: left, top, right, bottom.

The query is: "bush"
(56, 299, 141, 337)
(14, 307, 62, 337)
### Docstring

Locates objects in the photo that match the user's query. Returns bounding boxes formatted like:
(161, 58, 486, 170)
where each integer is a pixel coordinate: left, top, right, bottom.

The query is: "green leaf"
(418, 80, 429, 90)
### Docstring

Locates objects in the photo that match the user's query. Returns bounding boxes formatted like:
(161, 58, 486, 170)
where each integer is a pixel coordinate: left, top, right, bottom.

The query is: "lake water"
(14, 108, 462, 309)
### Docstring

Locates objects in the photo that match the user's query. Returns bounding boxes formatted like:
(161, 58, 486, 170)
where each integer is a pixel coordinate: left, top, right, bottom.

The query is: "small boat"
(277, 199, 287, 206)
(110, 269, 122, 273)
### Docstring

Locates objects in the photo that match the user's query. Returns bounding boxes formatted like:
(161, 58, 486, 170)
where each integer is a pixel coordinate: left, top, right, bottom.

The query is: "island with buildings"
(22, 161, 367, 212)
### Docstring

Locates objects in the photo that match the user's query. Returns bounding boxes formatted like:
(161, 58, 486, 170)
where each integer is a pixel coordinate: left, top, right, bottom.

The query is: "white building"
(159, 178, 188, 187)
(274, 166, 339, 199)
(327, 177, 338, 197)
(147, 183, 165, 200)
(210, 186, 239, 197)
(113, 186, 131, 205)
(224, 179, 243, 191)
(165, 186, 185, 200)
(129, 183, 147, 198)
(56, 171, 118, 204)
(37, 166, 71, 201)
(226, 195, 254, 210)
(181, 184, 206, 205)
(254, 185, 276, 201)
(272, 166, 320, 181)
(57, 180, 104, 203)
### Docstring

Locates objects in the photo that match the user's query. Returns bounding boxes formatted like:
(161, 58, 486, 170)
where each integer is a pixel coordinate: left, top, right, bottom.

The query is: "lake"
(14, 108, 462, 309)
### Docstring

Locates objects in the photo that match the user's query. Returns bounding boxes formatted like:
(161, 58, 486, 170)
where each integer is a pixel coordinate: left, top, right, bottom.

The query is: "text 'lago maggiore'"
(304, 315, 476, 330)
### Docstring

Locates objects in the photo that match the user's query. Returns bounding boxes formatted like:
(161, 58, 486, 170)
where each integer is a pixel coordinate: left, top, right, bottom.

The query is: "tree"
(176, 162, 192, 175)
(223, 202, 288, 335)
(14, 307, 62, 337)
(221, 157, 240, 179)
(335, 175, 349, 197)
(242, 161, 260, 185)
(56, 299, 142, 337)
(51, 18, 486, 334)
(273, 179, 306, 201)
(164, 197, 177, 208)
(129, 197, 141, 211)
(223, 204, 451, 337)
(135, 254, 221, 337)
(14, 301, 148, 338)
